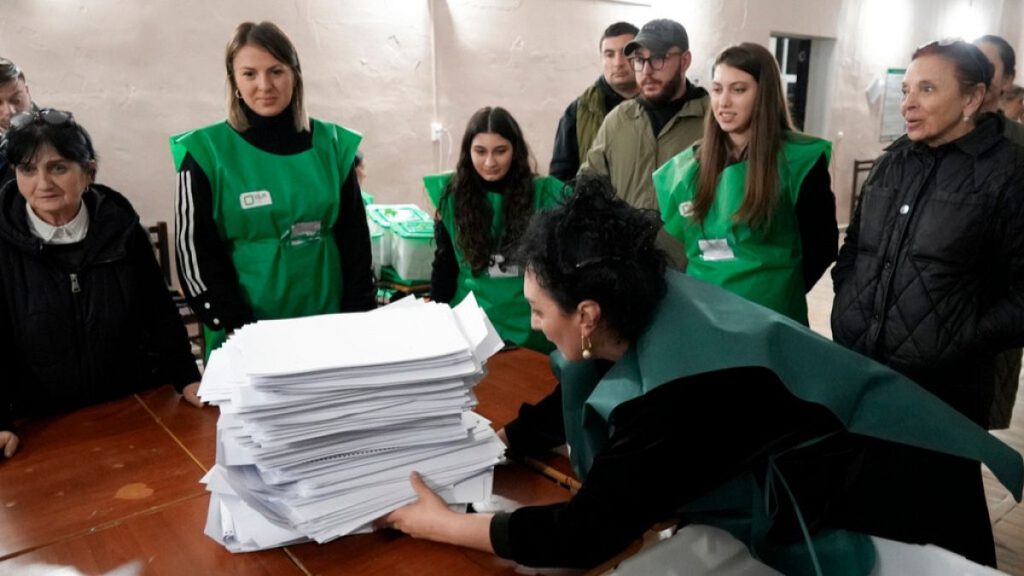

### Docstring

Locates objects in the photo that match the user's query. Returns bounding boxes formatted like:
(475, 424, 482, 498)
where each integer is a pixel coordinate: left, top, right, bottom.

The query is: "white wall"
(1, 0, 1021, 267)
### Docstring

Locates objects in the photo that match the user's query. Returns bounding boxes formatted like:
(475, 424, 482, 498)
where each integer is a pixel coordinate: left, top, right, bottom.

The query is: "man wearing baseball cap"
(580, 18, 708, 212)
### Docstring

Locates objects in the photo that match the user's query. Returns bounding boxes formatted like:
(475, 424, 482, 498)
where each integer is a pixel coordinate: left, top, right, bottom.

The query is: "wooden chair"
(147, 222, 205, 362)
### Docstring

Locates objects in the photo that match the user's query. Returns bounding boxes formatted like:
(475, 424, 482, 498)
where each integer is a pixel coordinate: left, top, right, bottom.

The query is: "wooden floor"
(807, 269, 1024, 575)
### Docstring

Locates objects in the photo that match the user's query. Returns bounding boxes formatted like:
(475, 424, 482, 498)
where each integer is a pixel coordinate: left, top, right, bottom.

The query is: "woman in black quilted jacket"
(832, 39, 1024, 567)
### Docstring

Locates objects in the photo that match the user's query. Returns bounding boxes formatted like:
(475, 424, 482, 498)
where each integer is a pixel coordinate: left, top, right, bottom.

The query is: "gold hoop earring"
(581, 335, 593, 360)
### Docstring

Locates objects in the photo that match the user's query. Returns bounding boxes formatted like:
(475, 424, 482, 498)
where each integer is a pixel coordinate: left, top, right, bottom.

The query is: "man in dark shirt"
(549, 22, 639, 183)
(0, 58, 36, 187)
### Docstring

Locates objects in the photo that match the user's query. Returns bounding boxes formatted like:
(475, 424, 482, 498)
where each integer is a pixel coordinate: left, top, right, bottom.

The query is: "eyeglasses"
(628, 50, 683, 73)
(9, 108, 74, 132)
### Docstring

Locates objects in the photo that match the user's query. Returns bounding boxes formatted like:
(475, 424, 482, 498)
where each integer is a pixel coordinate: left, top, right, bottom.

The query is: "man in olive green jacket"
(580, 18, 708, 212)
(549, 22, 639, 183)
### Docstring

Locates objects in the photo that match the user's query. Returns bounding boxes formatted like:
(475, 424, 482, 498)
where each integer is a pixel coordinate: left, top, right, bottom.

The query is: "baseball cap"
(624, 19, 689, 57)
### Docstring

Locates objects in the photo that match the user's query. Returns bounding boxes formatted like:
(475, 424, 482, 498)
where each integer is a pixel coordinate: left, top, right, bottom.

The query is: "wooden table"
(0, 348, 572, 575)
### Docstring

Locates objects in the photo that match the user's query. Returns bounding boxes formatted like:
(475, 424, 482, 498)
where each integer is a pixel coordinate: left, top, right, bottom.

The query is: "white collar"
(26, 200, 90, 245)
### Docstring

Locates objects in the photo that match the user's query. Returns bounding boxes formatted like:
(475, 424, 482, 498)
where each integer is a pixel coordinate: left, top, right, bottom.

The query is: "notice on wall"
(879, 68, 906, 142)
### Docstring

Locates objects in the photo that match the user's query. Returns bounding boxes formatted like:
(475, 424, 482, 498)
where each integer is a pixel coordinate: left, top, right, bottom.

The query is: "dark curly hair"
(441, 107, 535, 274)
(516, 173, 667, 343)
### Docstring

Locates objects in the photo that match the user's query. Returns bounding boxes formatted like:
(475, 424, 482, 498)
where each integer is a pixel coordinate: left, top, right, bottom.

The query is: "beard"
(638, 72, 683, 108)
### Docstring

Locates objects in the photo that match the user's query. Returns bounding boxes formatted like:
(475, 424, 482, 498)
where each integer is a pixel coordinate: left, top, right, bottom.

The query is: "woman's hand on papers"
(181, 382, 205, 408)
(379, 471, 496, 553)
(380, 471, 451, 537)
(0, 431, 19, 458)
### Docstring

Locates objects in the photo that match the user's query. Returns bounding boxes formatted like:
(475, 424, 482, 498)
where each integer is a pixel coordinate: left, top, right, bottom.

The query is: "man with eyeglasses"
(549, 22, 640, 183)
(580, 18, 708, 214)
(0, 57, 37, 188)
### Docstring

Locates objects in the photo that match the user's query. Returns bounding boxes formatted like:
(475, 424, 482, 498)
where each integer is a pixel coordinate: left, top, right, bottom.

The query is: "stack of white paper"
(198, 295, 507, 552)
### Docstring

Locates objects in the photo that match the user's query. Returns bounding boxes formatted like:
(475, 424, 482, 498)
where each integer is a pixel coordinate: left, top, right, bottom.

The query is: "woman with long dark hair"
(427, 106, 566, 352)
(655, 42, 837, 324)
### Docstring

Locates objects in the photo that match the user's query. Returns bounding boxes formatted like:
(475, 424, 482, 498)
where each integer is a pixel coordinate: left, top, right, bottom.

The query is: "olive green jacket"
(581, 88, 709, 210)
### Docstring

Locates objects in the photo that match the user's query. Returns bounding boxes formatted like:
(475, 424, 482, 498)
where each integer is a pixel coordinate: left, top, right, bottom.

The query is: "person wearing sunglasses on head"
(0, 57, 37, 188)
(832, 39, 1024, 567)
(0, 110, 203, 460)
(170, 22, 376, 358)
(654, 43, 837, 325)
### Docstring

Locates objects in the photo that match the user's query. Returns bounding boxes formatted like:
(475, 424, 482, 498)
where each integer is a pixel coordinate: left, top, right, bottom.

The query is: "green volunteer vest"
(654, 133, 831, 324)
(575, 84, 606, 166)
(424, 173, 567, 353)
(169, 119, 361, 352)
(556, 270, 1023, 576)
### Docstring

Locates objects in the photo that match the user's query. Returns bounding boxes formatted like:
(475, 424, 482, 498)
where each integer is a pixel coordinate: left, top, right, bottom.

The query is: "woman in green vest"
(169, 22, 376, 356)
(654, 43, 837, 324)
(426, 106, 567, 352)
(383, 175, 1020, 574)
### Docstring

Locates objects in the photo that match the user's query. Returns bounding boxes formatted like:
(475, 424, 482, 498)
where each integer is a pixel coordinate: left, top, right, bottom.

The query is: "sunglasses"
(9, 108, 74, 132)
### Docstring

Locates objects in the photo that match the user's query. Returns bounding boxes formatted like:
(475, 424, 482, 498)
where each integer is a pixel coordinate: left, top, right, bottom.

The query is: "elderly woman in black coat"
(0, 110, 202, 460)
(832, 39, 1024, 567)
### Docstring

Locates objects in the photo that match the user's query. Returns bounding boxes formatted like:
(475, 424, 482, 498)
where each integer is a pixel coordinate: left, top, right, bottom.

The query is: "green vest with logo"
(556, 270, 1023, 576)
(424, 173, 567, 353)
(169, 119, 361, 351)
(654, 133, 830, 324)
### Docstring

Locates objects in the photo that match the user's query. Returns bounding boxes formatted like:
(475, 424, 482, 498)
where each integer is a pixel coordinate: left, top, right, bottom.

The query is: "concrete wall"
(1, 0, 1021, 269)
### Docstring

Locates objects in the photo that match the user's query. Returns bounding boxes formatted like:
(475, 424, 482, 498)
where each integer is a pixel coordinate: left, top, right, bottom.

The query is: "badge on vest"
(240, 190, 273, 210)
(698, 238, 735, 261)
(289, 221, 323, 246)
(678, 201, 694, 218)
(488, 254, 520, 278)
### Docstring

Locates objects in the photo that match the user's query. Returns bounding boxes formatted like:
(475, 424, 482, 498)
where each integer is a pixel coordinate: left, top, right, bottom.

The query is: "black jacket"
(831, 114, 1024, 424)
(497, 367, 995, 568)
(0, 182, 201, 430)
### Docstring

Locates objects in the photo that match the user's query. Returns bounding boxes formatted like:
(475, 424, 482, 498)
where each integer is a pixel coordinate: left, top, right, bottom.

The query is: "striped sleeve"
(173, 153, 255, 333)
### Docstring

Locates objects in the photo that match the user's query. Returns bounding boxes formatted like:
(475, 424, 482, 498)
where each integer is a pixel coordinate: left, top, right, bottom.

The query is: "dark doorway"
(771, 36, 811, 130)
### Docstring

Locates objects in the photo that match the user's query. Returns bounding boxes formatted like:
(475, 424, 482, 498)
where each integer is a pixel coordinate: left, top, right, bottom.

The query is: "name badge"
(240, 190, 273, 209)
(290, 221, 323, 245)
(488, 254, 520, 278)
(698, 238, 735, 261)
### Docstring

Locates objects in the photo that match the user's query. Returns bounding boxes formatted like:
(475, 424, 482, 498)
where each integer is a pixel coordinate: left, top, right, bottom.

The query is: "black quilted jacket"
(831, 114, 1024, 425)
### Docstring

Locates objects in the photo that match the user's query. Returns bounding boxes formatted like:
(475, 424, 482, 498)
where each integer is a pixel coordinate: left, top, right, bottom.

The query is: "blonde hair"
(224, 21, 308, 132)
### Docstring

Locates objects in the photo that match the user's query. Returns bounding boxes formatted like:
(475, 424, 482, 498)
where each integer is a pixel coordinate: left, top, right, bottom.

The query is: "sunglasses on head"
(9, 108, 74, 132)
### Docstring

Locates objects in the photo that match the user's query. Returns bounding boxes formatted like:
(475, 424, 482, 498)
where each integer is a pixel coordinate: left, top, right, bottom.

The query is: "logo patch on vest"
(679, 201, 694, 218)
(240, 190, 273, 209)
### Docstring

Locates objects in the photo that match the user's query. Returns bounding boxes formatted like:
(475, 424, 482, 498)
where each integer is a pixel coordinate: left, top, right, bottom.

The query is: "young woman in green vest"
(426, 106, 567, 352)
(381, 175, 1020, 574)
(654, 43, 837, 324)
(169, 22, 375, 356)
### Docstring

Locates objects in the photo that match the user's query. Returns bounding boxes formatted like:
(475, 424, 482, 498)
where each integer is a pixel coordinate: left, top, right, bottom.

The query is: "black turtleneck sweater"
(430, 172, 515, 303)
(174, 106, 376, 334)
